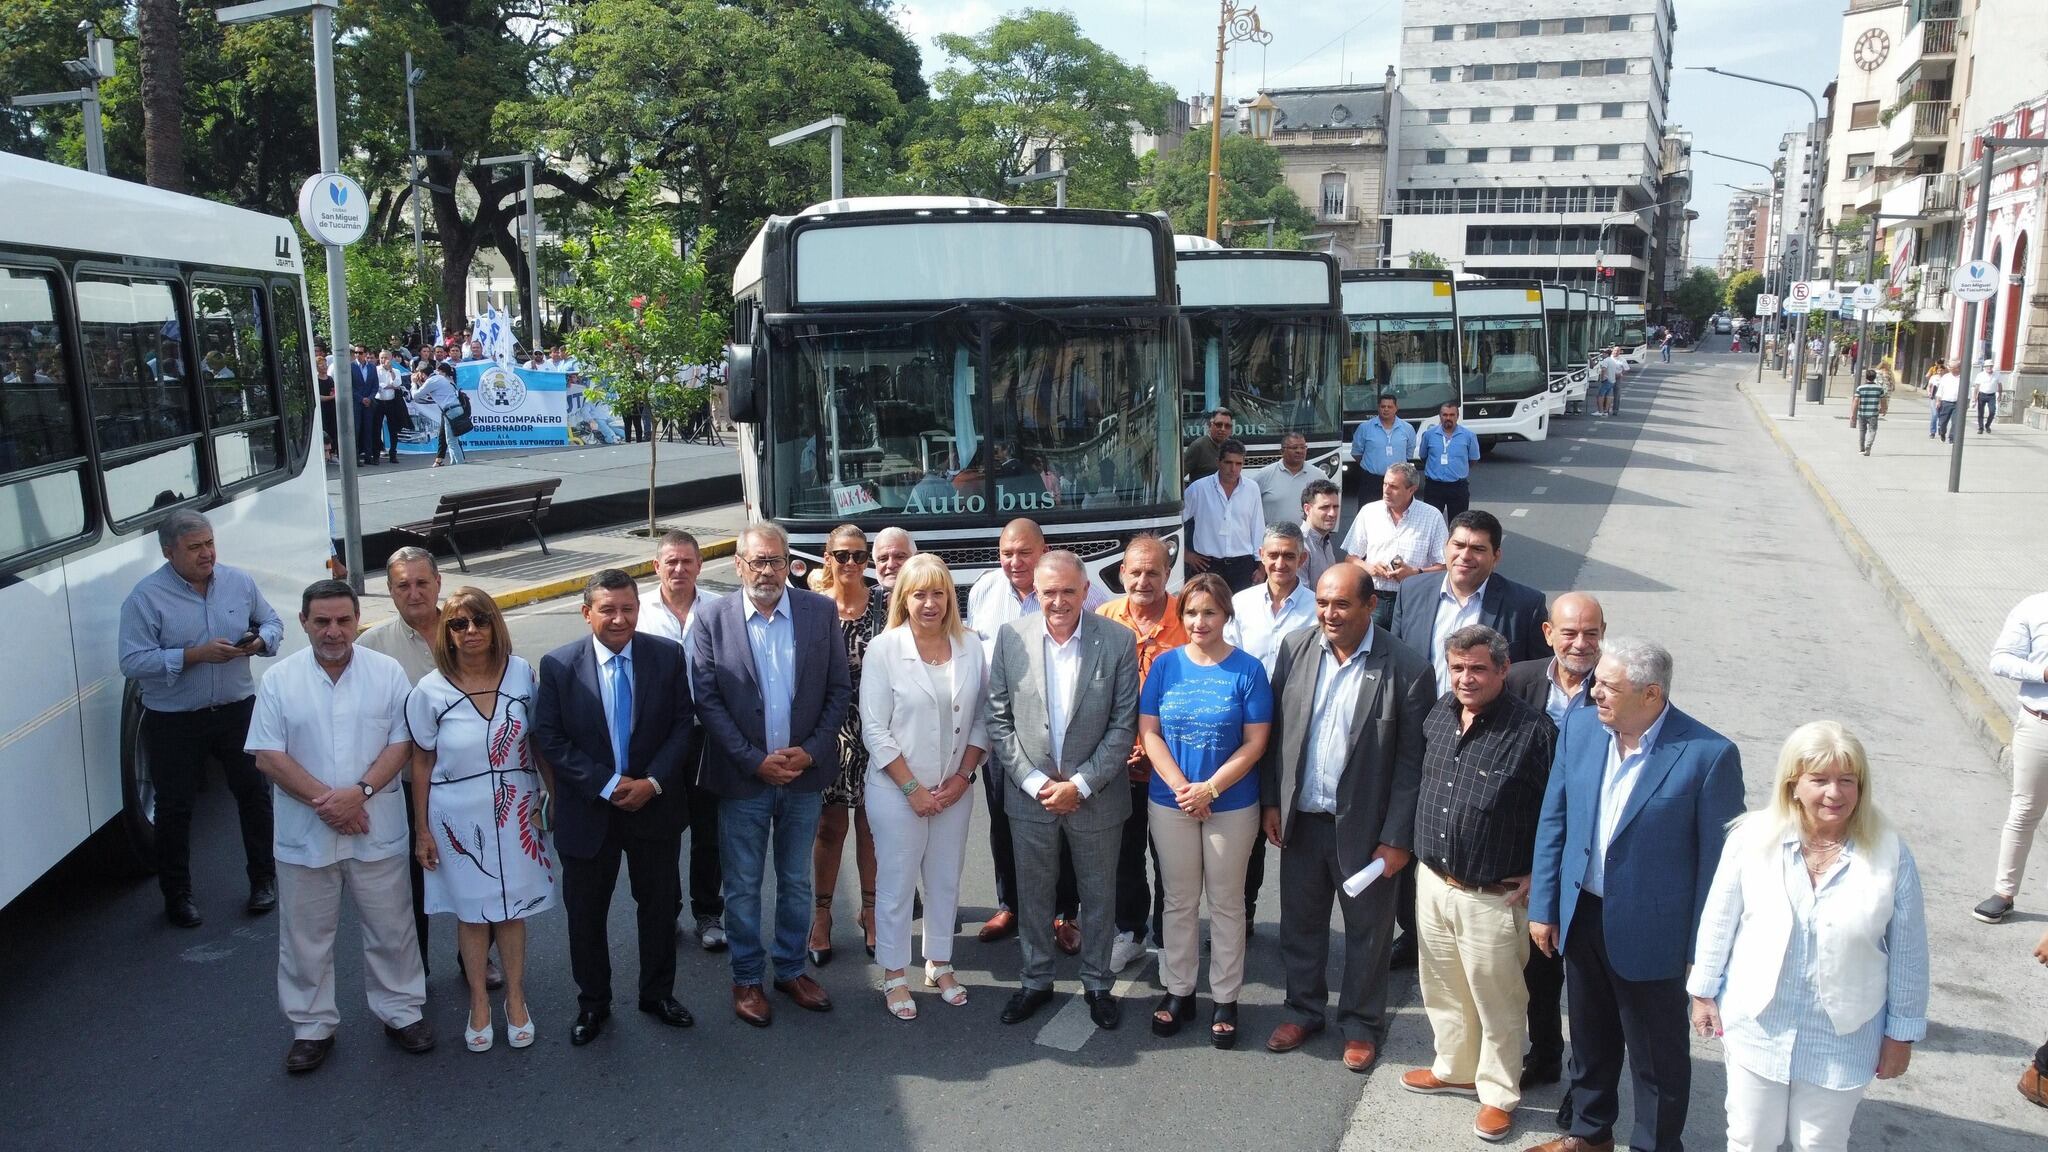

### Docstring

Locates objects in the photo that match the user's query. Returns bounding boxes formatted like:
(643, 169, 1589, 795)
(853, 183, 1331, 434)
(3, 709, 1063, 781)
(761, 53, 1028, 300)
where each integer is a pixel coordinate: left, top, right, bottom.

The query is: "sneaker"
(1109, 931, 1148, 971)
(1973, 895, 2015, 924)
(698, 916, 729, 952)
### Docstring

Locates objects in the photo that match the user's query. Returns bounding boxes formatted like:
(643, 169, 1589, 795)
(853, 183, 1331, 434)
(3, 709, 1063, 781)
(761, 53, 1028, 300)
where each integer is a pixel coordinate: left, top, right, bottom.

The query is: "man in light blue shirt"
(116, 509, 283, 927)
(1417, 401, 1481, 521)
(1351, 392, 1418, 492)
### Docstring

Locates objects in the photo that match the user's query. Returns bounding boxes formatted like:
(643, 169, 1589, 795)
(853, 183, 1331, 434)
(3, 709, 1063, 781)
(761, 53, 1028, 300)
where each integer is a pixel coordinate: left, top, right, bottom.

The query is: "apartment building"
(1718, 189, 1769, 276)
(1249, 80, 1396, 268)
(1391, 0, 1682, 301)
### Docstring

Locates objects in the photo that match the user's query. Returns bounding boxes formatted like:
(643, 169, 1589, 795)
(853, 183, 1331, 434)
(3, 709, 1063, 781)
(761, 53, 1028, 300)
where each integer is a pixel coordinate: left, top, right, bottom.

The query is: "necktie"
(609, 651, 633, 772)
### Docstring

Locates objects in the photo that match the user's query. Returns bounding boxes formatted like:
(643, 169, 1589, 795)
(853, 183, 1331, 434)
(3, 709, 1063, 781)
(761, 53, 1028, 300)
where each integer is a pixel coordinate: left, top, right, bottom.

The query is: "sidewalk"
(1738, 374, 2048, 759)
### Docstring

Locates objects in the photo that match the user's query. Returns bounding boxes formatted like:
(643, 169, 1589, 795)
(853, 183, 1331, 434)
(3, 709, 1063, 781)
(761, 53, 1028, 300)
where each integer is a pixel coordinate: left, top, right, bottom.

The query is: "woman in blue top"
(1139, 571, 1274, 1048)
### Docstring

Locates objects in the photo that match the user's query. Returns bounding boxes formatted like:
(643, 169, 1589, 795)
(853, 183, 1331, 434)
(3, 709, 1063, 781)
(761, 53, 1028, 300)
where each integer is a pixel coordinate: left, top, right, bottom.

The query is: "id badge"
(1439, 450, 1449, 467)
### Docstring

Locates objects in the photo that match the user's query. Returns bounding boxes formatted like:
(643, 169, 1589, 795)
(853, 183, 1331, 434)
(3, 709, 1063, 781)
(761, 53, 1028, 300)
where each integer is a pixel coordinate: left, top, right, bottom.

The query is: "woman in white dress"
(408, 587, 554, 1052)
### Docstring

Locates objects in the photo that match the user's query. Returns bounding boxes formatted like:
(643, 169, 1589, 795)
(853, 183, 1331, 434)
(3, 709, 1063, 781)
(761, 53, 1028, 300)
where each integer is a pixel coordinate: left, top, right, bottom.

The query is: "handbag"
(444, 397, 474, 437)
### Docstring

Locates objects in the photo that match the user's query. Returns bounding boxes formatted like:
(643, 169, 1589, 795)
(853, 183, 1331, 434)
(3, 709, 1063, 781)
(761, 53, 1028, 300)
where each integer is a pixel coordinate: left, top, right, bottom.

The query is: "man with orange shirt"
(1096, 534, 1187, 971)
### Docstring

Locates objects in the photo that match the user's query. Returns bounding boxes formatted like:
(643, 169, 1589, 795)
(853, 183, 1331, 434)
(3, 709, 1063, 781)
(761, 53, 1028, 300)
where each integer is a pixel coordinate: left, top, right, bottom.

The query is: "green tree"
(904, 9, 1175, 208)
(1673, 267, 1726, 334)
(1724, 268, 1765, 319)
(556, 173, 726, 537)
(1133, 126, 1315, 242)
(1406, 251, 1449, 270)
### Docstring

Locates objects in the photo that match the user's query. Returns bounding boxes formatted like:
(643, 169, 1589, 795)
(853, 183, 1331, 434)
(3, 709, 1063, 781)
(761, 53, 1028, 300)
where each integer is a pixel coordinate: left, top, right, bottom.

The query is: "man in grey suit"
(1263, 563, 1434, 1072)
(986, 550, 1140, 1030)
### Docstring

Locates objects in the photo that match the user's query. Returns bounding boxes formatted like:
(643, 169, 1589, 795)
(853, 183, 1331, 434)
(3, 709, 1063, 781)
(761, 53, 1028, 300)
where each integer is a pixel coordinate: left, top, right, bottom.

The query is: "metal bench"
(391, 478, 562, 573)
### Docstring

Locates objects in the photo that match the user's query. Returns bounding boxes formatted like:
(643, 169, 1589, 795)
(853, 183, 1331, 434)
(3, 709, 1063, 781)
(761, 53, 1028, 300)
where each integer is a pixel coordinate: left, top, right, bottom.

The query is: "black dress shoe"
(1388, 933, 1418, 971)
(284, 1036, 333, 1073)
(1085, 989, 1121, 1030)
(999, 987, 1054, 1025)
(638, 997, 695, 1028)
(1522, 1052, 1563, 1088)
(166, 895, 202, 928)
(247, 878, 277, 916)
(570, 1008, 609, 1046)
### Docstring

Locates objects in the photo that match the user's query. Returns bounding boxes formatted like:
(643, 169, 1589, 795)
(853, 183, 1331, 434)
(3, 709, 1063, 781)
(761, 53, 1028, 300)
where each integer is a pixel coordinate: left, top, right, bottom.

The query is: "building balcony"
(1919, 18, 1958, 57)
(1319, 205, 1362, 224)
(1913, 262, 1953, 321)
(1887, 100, 1955, 159)
(1879, 171, 1962, 221)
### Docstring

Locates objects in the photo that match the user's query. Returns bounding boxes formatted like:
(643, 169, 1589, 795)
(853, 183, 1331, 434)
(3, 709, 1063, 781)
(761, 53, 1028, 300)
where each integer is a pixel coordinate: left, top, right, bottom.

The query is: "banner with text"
(397, 365, 624, 454)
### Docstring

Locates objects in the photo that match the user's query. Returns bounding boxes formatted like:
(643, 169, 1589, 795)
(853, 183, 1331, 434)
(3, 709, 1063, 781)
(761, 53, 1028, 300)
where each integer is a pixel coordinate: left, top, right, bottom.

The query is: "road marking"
(181, 942, 236, 964)
(1034, 952, 1156, 1051)
(1510, 508, 1529, 518)
(1547, 468, 1563, 475)
(1575, 437, 1589, 442)
(1531, 486, 1548, 495)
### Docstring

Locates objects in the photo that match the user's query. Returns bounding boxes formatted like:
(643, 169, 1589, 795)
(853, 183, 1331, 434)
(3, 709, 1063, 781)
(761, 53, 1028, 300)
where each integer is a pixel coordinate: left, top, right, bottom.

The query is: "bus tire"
(108, 683, 160, 878)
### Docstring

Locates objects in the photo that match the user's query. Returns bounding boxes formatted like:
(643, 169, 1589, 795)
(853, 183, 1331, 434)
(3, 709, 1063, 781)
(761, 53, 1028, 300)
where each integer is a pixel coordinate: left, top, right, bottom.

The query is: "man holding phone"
(118, 509, 285, 929)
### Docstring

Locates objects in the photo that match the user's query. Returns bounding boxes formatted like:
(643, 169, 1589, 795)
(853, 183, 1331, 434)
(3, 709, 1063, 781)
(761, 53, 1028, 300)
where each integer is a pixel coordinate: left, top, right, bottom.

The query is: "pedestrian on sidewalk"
(1659, 331, 1673, 364)
(1975, 359, 2000, 434)
(1688, 721, 1927, 1152)
(1854, 370, 1887, 456)
(416, 362, 467, 465)
(1934, 362, 1961, 443)
(1976, 590, 2048, 925)
(1595, 347, 1629, 418)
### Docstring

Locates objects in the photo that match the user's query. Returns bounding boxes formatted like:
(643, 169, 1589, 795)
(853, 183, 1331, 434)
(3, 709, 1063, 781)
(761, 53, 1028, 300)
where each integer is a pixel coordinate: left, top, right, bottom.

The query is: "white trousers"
(865, 777, 974, 972)
(1724, 1062, 1868, 1152)
(1996, 710, 2048, 899)
(1416, 865, 1532, 1110)
(277, 855, 427, 1040)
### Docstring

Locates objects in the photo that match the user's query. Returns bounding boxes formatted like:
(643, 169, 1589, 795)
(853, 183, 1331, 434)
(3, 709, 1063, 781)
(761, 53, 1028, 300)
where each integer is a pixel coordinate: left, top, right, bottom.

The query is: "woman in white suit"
(861, 553, 988, 1020)
(1688, 721, 1929, 1152)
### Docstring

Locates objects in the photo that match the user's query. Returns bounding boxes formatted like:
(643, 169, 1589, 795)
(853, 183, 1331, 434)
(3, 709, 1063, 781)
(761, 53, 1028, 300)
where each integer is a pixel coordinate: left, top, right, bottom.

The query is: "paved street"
(4, 350, 2045, 1151)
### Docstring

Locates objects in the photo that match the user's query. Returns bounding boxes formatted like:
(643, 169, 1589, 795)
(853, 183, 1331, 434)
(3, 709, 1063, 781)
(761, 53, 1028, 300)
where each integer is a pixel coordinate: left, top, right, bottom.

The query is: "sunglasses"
(829, 549, 870, 565)
(447, 614, 493, 633)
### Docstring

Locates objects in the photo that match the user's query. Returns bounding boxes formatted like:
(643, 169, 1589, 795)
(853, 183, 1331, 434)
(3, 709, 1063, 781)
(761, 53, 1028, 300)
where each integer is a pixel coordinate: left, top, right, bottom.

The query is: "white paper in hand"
(1341, 857, 1388, 898)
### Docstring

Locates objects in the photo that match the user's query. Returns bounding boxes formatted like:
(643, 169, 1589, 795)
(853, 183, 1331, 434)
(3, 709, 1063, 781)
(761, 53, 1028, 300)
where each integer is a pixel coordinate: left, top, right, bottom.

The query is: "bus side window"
(270, 281, 314, 474)
(75, 274, 205, 526)
(191, 278, 284, 489)
(0, 266, 93, 569)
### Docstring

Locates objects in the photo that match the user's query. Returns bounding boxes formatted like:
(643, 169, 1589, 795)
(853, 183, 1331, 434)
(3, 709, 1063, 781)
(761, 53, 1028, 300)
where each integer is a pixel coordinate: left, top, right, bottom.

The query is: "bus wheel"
(107, 684, 160, 877)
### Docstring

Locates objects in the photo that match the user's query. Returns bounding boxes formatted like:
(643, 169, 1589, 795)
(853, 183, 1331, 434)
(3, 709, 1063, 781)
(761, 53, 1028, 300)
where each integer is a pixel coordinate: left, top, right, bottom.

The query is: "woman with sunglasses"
(807, 524, 883, 963)
(407, 588, 554, 1052)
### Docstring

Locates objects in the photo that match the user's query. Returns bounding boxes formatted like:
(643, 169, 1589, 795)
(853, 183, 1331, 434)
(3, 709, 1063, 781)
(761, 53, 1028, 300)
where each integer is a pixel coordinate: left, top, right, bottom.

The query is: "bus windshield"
(1346, 317, 1459, 419)
(1182, 313, 1340, 444)
(1461, 318, 1547, 400)
(766, 314, 1175, 522)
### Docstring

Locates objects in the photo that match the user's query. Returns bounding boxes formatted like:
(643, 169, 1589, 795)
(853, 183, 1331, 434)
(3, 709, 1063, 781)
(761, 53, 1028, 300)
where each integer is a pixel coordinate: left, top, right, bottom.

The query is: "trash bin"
(1806, 372, 1825, 403)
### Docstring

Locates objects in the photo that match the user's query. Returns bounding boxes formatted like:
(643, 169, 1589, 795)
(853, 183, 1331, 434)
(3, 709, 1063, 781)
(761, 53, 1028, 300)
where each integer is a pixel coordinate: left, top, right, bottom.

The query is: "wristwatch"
(357, 780, 374, 799)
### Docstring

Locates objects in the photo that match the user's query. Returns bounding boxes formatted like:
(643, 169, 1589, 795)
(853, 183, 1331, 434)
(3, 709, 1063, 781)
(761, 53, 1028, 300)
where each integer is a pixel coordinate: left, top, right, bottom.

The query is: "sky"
(892, 0, 1847, 265)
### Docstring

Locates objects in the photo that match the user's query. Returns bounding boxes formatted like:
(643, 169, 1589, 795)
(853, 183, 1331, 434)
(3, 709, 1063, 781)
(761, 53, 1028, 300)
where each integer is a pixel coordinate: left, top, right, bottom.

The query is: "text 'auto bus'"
(726, 197, 1184, 597)
(1615, 299, 1649, 367)
(1171, 238, 1343, 477)
(1337, 268, 1460, 504)
(0, 153, 329, 908)
(1452, 278, 1551, 446)
(1543, 284, 1586, 416)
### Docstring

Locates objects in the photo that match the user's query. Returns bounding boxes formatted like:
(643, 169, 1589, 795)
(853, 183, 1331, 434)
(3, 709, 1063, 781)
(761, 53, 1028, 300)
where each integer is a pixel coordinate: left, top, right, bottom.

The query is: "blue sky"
(895, 0, 1846, 264)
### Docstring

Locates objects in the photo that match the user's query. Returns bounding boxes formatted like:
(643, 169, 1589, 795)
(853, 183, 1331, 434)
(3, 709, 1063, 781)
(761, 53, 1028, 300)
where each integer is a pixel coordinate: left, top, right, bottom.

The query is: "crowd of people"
(115, 473, 2048, 1147)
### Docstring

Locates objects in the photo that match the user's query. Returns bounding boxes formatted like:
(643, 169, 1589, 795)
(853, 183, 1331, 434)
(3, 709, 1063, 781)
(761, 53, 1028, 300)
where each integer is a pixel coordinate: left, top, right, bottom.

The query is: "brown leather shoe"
(382, 1018, 435, 1053)
(2021, 1064, 2048, 1108)
(1400, 1068, 1477, 1096)
(773, 973, 833, 1012)
(283, 1036, 333, 1074)
(1266, 1021, 1319, 1053)
(733, 983, 772, 1028)
(1053, 917, 1081, 955)
(1519, 1138, 1613, 1151)
(1475, 1104, 1513, 1142)
(1342, 1039, 1379, 1073)
(977, 909, 1017, 942)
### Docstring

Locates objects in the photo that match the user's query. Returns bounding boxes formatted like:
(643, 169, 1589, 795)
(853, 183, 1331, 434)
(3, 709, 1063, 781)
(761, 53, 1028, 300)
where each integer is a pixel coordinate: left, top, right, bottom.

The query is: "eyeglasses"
(739, 554, 790, 573)
(447, 614, 492, 633)
(829, 549, 870, 565)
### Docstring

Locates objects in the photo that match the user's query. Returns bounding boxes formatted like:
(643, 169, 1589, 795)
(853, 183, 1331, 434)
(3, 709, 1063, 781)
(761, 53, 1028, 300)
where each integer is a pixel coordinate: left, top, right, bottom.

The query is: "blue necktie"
(609, 651, 633, 772)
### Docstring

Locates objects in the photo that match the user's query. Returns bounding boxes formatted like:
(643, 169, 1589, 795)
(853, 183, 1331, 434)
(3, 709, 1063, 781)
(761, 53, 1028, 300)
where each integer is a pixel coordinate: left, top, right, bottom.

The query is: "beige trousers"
(277, 855, 427, 1040)
(1996, 709, 2048, 899)
(1416, 864, 1531, 1110)
(1149, 801, 1259, 1000)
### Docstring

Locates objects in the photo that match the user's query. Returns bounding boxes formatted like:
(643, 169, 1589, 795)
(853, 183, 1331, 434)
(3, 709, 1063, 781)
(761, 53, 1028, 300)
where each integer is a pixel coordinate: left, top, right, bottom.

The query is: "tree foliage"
(1406, 251, 1449, 270)
(1133, 126, 1315, 244)
(904, 9, 1174, 208)
(1723, 268, 1764, 319)
(1673, 267, 1726, 332)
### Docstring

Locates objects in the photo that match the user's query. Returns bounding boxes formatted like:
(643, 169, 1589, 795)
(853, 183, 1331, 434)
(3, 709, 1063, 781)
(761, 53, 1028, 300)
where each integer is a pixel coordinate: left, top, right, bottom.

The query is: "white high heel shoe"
(506, 1001, 535, 1049)
(465, 1007, 494, 1053)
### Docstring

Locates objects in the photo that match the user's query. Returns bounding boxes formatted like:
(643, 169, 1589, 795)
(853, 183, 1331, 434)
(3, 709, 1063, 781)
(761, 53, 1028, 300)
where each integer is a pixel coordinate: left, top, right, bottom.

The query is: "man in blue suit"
(1523, 637, 1744, 1152)
(692, 521, 852, 1027)
(347, 347, 379, 466)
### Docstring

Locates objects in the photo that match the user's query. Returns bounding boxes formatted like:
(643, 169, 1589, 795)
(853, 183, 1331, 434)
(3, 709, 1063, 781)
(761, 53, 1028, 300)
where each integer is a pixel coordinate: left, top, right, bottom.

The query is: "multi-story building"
(1131, 95, 1194, 161)
(1654, 125, 1696, 296)
(1823, 0, 1914, 230)
(1718, 189, 1769, 276)
(1247, 80, 1396, 268)
(1768, 127, 1818, 292)
(1390, 0, 1682, 302)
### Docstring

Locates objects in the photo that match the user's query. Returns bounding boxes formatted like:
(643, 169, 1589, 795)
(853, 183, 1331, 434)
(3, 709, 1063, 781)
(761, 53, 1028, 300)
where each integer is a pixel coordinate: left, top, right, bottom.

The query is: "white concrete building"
(1391, 0, 1680, 301)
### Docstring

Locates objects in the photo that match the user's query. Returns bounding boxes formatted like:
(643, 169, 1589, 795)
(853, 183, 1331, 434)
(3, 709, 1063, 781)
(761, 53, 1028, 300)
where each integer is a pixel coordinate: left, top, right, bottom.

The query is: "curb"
(1735, 380, 2014, 766)
(477, 536, 737, 613)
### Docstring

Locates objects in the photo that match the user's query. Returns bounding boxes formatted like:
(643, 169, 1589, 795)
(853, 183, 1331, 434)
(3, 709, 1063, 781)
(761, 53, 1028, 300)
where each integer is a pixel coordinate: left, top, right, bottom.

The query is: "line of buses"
(0, 158, 1643, 909)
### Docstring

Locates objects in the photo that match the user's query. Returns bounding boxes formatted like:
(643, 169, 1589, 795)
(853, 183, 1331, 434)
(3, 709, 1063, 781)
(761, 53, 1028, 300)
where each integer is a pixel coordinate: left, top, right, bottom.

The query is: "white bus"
(0, 155, 329, 907)
(727, 198, 1184, 595)
(1337, 268, 1461, 504)
(1543, 285, 1587, 416)
(1615, 300, 1649, 366)
(1453, 279, 1552, 446)
(1172, 238, 1344, 474)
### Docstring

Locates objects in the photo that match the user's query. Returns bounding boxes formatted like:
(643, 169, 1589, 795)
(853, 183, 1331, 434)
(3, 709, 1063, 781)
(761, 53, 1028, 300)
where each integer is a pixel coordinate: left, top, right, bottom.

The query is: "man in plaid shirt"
(1854, 369, 1889, 456)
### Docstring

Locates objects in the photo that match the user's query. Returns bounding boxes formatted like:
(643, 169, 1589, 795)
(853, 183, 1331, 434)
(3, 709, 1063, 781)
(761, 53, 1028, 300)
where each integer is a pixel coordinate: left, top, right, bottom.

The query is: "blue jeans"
(1659, 345, 1671, 363)
(719, 787, 824, 985)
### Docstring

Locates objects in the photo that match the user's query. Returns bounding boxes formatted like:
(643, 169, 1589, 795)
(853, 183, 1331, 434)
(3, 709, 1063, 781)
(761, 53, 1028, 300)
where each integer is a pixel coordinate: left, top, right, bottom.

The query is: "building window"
(1608, 15, 1631, 31)
(1849, 101, 1880, 130)
(1431, 66, 1452, 82)
(1605, 59, 1628, 75)
(1598, 144, 1622, 160)
(1433, 24, 1453, 41)
(1510, 147, 1532, 162)
(1602, 102, 1625, 118)
(1428, 108, 1449, 124)
(1520, 20, 1540, 35)
(1467, 148, 1490, 163)
(1517, 62, 1538, 78)
(1471, 107, 1492, 123)
(1560, 61, 1583, 77)
(1512, 105, 1535, 121)
(1558, 104, 1579, 120)
(1563, 17, 1585, 33)
(1426, 149, 1447, 164)
(1555, 145, 1577, 161)
(1321, 174, 1348, 219)
(1846, 152, 1875, 179)
(1470, 64, 1494, 80)
(1475, 22, 1496, 38)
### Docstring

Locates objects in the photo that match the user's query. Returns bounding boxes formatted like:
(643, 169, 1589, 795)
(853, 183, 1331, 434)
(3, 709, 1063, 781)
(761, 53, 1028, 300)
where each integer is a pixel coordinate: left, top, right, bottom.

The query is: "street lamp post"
(1946, 135, 2047, 492)
(769, 115, 848, 201)
(1006, 167, 1070, 208)
(10, 24, 115, 175)
(1205, 2, 1271, 241)
(217, 0, 363, 589)
(1686, 66, 1826, 418)
(480, 152, 546, 353)
(401, 53, 454, 344)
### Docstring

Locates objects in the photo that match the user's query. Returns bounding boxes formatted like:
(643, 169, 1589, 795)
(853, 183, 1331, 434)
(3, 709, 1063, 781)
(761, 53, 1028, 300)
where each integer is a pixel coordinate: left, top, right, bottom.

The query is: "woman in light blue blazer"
(1688, 721, 1928, 1152)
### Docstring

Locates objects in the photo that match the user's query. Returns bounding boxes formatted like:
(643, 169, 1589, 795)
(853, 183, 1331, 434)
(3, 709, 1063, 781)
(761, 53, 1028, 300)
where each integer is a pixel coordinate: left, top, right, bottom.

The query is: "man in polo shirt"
(1184, 438, 1266, 593)
(1341, 462, 1447, 630)
(1351, 392, 1418, 498)
(1183, 406, 1235, 484)
(1251, 431, 1328, 529)
(1417, 402, 1481, 521)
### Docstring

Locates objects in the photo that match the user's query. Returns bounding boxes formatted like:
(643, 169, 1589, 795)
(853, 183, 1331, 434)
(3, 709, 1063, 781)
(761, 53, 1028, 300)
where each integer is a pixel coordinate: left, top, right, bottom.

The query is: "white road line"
(1547, 468, 1564, 475)
(1510, 508, 1529, 518)
(1034, 952, 1157, 1051)
(1531, 486, 1548, 495)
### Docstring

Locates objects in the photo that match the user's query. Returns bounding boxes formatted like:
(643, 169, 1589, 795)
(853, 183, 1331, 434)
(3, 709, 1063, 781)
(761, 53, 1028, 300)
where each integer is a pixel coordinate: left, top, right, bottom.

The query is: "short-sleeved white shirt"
(1341, 498, 1449, 591)
(245, 645, 413, 868)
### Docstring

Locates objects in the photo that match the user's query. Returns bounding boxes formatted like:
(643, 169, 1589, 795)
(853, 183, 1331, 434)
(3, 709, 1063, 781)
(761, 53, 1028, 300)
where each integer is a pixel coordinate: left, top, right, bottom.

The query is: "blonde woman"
(860, 554, 987, 1018)
(1688, 722, 1928, 1151)
(408, 588, 553, 1052)
(809, 524, 880, 964)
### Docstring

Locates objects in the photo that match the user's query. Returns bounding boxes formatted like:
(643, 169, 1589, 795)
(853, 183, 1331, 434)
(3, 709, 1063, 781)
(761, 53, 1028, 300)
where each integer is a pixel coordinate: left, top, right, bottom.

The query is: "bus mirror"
(725, 343, 759, 424)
